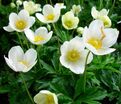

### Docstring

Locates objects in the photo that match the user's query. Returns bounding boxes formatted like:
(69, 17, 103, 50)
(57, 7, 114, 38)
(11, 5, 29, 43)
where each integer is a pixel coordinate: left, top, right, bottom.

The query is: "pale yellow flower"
(23, 1, 41, 14)
(34, 90, 58, 104)
(91, 7, 111, 27)
(62, 11, 79, 30)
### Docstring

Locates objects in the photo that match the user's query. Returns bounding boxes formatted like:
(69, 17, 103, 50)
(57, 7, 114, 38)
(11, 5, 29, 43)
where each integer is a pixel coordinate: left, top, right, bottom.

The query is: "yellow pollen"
(45, 94, 55, 104)
(65, 20, 73, 28)
(46, 14, 55, 21)
(15, 20, 27, 30)
(88, 38, 102, 50)
(34, 35, 44, 42)
(67, 49, 80, 62)
(19, 60, 29, 67)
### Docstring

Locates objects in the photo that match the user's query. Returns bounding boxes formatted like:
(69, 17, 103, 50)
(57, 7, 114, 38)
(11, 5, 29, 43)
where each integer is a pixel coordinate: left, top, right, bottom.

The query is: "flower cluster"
(4, 1, 119, 104)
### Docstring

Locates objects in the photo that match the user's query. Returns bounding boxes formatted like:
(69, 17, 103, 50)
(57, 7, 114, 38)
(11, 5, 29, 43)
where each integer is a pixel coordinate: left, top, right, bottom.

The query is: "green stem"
(16, 32, 24, 48)
(20, 73, 34, 104)
(83, 51, 90, 93)
(21, 32, 29, 49)
(99, 0, 103, 9)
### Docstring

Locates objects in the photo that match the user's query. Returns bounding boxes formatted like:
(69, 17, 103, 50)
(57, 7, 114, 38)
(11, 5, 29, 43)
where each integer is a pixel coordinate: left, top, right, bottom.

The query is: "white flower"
(36, 4, 60, 23)
(71, 5, 82, 15)
(3, 9, 35, 32)
(54, 3, 66, 9)
(24, 27, 53, 45)
(4, 46, 37, 72)
(60, 36, 93, 74)
(83, 20, 119, 55)
(91, 7, 111, 27)
(34, 90, 58, 104)
(62, 11, 79, 30)
(23, 1, 41, 15)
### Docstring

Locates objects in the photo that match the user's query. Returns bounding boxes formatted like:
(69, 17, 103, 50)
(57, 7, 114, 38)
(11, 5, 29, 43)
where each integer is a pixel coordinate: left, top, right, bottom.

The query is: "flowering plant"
(1, 0, 121, 104)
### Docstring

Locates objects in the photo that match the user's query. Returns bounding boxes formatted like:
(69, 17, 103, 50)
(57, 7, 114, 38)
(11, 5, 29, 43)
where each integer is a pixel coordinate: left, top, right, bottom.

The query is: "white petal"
(15, 62, 27, 72)
(89, 20, 104, 38)
(39, 31, 53, 44)
(69, 63, 85, 74)
(8, 46, 24, 62)
(60, 41, 69, 54)
(36, 13, 47, 23)
(91, 7, 99, 19)
(43, 4, 54, 16)
(23, 48, 37, 65)
(35, 27, 48, 35)
(70, 36, 85, 49)
(96, 48, 116, 55)
(24, 29, 35, 42)
(100, 9, 109, 16)
(18, 9, 29, 19)
(4, 56, 17, 72)
(27, 16, 35, 29)
(102, 28, 119, 47)
(24, 60, 37, 72)
(3, 25, 14, 32)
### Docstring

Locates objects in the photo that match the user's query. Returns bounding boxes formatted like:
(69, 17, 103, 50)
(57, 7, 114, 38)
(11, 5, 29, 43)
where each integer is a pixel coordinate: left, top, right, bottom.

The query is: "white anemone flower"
(36, 4, 60, 23)
(3, 9, 35, 32)
(24, 27, 53, 45)
(83, 20, 119, 55)
(23, 1, 41, 15)
(4, 46, 37, 72)
(60, 36, 93, 74)
(91, 7, 111, 27)
(34, 90, 58, 104)
(62, 11, 79, 30)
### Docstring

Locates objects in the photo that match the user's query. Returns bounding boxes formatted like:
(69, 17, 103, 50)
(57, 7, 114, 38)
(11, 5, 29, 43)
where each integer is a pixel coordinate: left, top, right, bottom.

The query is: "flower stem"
(83, 51, 90, 93)
(20, 73, 34, 104)
(16, 32, 24, 48)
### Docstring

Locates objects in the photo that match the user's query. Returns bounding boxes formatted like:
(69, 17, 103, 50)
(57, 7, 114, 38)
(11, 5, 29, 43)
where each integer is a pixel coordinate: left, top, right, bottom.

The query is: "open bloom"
(23, 1, 41, 14)
(3, 9, 35, 32)
(34, 90, 58, 104)
(83, 20, 119, 55)
(91, 7, 111, 27)
(4, 46, 37, 72)
(36, 4, 60, 23)
(60, 36, 93, 74)
(24, 27, 53, 45)
(62, 11, 79, 30)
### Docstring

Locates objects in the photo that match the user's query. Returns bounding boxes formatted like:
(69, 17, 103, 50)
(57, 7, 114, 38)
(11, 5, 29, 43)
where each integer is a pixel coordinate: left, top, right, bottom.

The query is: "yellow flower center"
(88, 38, 102, 50)
(46, 94, 55, 104)
(46, 14, 55, 21)
(34, 35, 44, 42)
(15, 20, 27, 30)
(19, 60, 29, 67)
(67, 49, 80, 62)
(65, 20, 73, 28)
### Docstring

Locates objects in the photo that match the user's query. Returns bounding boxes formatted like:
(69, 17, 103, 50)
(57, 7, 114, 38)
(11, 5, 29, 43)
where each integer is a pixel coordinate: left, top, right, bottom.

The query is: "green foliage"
(0, 0, 121, 104)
